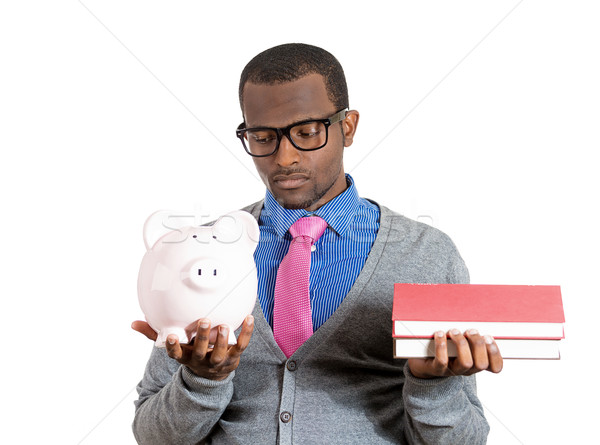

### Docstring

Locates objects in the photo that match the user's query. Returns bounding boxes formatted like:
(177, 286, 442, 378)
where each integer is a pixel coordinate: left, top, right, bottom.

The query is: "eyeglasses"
(236, 108, 348, 157)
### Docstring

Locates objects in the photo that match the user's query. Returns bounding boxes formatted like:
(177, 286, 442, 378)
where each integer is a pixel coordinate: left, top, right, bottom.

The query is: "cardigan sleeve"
(132, 347, 234, 445)
(401, 363, 489, 444)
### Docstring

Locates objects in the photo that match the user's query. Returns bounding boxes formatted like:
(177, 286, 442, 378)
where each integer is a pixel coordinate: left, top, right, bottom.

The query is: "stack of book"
(392, 284, 565, 359)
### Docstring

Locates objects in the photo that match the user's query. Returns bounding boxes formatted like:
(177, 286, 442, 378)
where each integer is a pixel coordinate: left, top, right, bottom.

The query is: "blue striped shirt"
(255, 174, 380, 331)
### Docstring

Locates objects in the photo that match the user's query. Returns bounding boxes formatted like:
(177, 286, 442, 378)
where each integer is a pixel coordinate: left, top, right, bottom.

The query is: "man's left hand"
(408, 329, 503, 379)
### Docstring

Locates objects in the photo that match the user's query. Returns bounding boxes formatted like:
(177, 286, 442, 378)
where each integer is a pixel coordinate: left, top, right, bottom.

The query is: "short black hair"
(239, 43, 349, 112)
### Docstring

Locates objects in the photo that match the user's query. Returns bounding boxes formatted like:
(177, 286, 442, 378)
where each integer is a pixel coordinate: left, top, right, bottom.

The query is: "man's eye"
(251, 133, 275, 144)
(294, 123, 321, 138)
(298, 130, 320, 138)
(254, 137, 274, 144)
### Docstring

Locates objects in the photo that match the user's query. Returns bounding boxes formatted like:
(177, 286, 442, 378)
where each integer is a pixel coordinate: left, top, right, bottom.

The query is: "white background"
(1, 1, 598, 444)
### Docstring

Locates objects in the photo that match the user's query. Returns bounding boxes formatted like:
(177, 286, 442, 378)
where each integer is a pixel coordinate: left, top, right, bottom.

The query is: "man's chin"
(273, 192, 316, 211)
(270, 183, 329, 211)
(278, 198, 313, 210)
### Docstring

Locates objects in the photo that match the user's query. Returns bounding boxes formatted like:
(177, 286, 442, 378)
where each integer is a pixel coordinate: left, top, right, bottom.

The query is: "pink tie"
(273, 216, 328, 358)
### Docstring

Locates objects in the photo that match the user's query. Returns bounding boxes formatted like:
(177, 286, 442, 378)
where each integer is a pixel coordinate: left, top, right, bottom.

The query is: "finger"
(484, 335, 504, 373)
(210, 325, 230, 365)
(131, 321, 158, 341)
(208, 326, 219, 345)
(166, 335, 183, 360)
(229, 315, 254, 359)
(406, 332, 448, 378)
(431, 331, 450, 376)
(464, 329, 489, 375)
(448, 329, 473, 375)
(193, 319, 211, 360)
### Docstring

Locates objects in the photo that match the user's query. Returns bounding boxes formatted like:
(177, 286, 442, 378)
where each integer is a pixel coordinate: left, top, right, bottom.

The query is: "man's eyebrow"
(247, 114, 327, 128)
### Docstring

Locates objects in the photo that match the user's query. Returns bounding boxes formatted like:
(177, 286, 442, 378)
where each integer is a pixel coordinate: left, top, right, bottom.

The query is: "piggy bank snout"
(183, 259, 227, 290)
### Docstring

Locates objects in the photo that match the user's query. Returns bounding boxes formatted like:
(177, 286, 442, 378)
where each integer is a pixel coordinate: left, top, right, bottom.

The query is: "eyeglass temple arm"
(329, 108, 348, 124)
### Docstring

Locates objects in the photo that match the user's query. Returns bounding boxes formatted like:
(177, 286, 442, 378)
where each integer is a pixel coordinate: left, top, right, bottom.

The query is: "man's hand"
(132, 315, 254, 381)
(408, 329, 503, 379)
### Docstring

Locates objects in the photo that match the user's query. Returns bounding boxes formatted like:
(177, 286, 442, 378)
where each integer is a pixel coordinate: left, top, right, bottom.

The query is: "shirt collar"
(262, 174, 361, 238)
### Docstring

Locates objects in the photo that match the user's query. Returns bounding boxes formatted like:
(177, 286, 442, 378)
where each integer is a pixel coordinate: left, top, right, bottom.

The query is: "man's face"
(242, 74, 358, 211)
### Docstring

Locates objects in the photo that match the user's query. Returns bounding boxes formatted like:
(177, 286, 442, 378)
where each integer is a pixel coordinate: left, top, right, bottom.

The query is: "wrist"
(185, 365, 230, 381)
(181, 366, 235, 388)
(407, 364, 437, 380)
(404, 362, 450, 385)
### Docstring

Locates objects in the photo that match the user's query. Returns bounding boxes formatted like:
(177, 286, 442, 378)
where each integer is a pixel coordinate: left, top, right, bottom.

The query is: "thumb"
(132, 320, 158, 341)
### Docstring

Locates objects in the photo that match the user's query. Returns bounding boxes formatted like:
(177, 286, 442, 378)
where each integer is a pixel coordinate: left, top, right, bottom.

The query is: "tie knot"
(289, 216, 328, 243)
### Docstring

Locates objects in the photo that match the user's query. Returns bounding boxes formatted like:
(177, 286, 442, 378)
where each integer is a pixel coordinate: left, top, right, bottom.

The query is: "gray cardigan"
(133, 202, 489, 444)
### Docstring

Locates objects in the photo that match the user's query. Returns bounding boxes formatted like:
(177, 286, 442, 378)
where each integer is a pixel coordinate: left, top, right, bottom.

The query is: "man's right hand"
(132, 315, 254, 381)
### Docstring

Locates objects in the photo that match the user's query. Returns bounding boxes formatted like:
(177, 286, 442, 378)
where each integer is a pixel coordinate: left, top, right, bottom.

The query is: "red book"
(392, 284, 565, 359)
(392, 284, 565, 340)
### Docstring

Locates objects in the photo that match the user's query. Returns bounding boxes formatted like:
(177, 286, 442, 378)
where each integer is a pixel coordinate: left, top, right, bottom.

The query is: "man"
(132, 43, 503, 444)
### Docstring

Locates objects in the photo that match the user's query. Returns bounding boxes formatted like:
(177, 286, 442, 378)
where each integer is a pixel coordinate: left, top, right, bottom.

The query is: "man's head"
(238, 44, 359, 211)
(239, 43, 349, 113)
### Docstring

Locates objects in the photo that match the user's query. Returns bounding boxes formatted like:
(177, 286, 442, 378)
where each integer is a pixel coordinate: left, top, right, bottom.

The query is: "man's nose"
(275, 135, 300, 166)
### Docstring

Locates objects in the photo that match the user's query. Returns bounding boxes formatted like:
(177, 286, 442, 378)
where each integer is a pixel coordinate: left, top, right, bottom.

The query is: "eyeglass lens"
(242, 121, 327, 156)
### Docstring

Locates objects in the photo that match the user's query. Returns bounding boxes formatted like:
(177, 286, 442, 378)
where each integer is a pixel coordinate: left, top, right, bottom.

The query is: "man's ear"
(342, 110, 359, 147)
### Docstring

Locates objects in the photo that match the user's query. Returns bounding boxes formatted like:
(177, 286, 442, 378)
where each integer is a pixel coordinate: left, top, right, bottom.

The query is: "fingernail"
(220, 325, 229, 336)
(246, 315, 254, 326)
(451, 328, 461, 335)
(468, 329, 479, 335)
(167, 336, 176, 345)
(435, 331, 445, 338)
(484, 335, 494, 345)
(199, 319, 209, 329)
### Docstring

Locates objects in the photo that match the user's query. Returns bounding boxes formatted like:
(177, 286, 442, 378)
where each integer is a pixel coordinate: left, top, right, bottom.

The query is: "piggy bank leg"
(227, 330, 237, 345)
(155, 327, 188, 348)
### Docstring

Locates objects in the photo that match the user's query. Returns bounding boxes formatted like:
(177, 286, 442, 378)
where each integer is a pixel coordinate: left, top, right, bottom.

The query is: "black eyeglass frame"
(236, 108, 348, 157)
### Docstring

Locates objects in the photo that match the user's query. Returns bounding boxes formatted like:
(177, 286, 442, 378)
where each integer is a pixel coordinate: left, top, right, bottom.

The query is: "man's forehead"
(242, 74, 334, 127)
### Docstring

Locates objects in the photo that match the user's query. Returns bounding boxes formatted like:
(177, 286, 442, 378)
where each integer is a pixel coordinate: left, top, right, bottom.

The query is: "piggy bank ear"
(143, 210, 196, 250)
(212, 210, 259, 247)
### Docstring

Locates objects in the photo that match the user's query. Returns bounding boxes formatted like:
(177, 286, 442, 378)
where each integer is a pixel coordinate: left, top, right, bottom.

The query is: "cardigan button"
(286, 360, 297, 371)
(280, 411, 292, 423)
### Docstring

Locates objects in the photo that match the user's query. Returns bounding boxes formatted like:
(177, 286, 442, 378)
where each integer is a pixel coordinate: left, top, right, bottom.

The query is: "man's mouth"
(272, 173, 309, 190)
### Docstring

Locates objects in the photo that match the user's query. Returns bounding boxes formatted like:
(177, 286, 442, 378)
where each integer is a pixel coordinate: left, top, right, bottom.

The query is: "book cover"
(392, 284, 565, 340)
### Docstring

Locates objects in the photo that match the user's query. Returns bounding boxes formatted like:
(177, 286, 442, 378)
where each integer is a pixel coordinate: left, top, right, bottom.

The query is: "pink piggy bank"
(137, 210, 259, 347)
